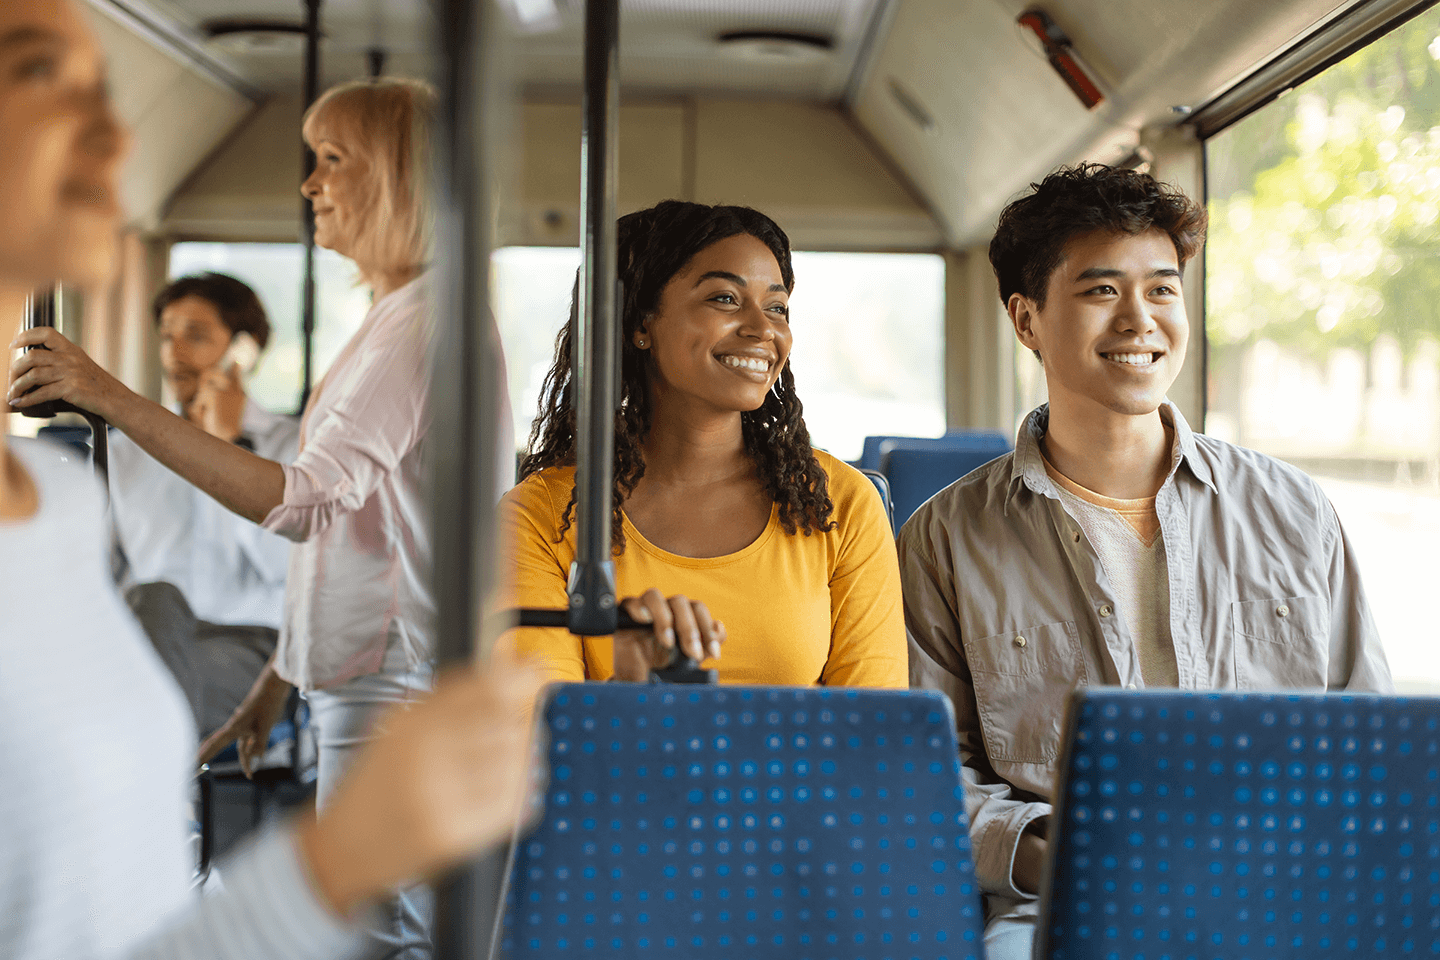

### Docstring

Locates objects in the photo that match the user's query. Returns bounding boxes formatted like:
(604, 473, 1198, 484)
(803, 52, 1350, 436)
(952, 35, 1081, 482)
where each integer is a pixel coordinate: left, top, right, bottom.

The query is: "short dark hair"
(988, 163, 1208, 310)
(152, 272, 271, 350)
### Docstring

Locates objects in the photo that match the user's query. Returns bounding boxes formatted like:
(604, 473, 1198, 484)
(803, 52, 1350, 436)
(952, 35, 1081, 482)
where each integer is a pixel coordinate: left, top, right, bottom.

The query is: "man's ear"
(1009, 294, 1043, 356)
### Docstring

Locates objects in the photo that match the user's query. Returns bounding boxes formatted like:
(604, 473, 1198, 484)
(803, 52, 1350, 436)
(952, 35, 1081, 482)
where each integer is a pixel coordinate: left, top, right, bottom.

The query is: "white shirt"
(0, 439, 361, 960)
(110, 399, 299, 628)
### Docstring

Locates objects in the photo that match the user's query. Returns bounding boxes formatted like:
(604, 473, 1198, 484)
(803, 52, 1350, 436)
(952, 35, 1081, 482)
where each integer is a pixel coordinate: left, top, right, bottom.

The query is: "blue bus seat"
(36, 422, 93, 456)
(1039, 688, 1440, 960)
(856, 429, 1010, 472)
(857, 468, 895, 534)
(880, 434, 1012, 530)
(501, 684, 985, 959)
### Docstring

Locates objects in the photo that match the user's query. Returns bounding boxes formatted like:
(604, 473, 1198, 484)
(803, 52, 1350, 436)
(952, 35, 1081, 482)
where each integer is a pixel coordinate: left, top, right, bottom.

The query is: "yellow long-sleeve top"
(501, 449, 906, 688)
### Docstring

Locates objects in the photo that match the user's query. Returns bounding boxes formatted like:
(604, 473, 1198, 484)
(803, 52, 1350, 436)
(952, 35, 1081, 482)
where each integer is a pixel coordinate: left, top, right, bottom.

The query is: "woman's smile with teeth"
(1104, 352, 1158, 366)
(720, 355, 769, 373)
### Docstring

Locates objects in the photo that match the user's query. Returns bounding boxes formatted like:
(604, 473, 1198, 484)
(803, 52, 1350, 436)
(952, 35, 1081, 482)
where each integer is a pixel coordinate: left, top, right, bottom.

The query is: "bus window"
(1206, 8, 1440, 692)
(167, 242, 373, 414)
(493, 247, 945, 462)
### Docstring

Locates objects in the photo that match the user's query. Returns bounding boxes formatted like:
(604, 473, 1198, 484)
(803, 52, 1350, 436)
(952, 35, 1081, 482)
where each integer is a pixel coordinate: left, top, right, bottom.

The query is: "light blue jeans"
(307, 649, 433, 960)
(986, 912, 1040, 960)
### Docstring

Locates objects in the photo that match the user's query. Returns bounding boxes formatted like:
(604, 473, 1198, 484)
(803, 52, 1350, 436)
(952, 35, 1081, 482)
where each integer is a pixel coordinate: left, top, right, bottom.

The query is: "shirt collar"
(1163, 400, 1216, 492)
(1006, 399, 1216, 510)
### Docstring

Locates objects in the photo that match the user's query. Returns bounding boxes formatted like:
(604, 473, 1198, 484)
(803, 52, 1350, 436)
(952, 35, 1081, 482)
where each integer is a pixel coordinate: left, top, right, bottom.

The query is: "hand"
(7, 327, 128, 418)
(190, 362, 246, 442)
(1013, 818, 1049, 895)
(198, 662, 292, 777)
(611, 588, 726, 683)
(296, 654, 547, 917)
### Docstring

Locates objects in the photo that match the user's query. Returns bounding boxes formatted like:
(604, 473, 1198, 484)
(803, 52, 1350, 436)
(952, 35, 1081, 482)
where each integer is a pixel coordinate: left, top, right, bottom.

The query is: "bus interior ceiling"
(60, 0, 1363, 439)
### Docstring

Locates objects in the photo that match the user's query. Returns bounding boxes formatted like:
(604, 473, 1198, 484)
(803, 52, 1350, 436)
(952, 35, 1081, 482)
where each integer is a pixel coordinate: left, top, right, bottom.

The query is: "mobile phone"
(220, 331, 261, 379)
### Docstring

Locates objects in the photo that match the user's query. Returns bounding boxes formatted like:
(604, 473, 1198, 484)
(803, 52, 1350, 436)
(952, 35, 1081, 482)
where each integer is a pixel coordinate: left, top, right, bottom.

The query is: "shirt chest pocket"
(1233, 595, 1328, 690)
(964, 619, 1085, 764)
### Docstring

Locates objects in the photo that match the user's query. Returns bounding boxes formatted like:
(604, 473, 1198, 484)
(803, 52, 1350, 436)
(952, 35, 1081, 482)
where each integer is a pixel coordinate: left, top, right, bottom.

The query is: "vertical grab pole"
(298, 0, 321, 410)
(430, 0, 510, 957)
(568, 0, 622, 637)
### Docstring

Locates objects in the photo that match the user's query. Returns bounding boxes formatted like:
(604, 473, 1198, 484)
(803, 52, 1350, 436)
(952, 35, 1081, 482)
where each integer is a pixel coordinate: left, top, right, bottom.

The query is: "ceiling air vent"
(716, 31, 834, 64)
(201, 19, 313, 55)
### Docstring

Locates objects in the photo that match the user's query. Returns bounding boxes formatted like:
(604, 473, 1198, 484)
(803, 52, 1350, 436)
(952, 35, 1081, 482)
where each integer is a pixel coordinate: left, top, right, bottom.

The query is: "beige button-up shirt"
(898, 402, 1392, 917)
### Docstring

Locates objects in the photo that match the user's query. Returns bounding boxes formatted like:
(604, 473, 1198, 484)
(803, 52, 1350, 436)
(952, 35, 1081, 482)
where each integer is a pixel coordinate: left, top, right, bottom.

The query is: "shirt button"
(1276, 604, 1290, 618)
(1126, 682, 1138, 690)
(1099, 604, 1113, 618)
(1014, 635, 1027, 648)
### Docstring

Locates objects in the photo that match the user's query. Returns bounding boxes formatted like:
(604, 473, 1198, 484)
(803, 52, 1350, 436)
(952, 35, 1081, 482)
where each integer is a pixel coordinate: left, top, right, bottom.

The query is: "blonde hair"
(302, 78, 435, 285)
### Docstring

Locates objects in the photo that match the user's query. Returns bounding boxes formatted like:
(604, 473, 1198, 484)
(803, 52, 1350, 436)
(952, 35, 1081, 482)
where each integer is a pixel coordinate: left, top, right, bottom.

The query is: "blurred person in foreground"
(898, 163, 1393, 960)
(113, 272, 299, 738)
(0, 1, 545, 957)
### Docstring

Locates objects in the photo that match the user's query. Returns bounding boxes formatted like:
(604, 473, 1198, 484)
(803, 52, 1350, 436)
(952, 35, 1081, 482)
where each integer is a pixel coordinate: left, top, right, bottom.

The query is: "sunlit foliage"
(1208, 11, 1440, 357)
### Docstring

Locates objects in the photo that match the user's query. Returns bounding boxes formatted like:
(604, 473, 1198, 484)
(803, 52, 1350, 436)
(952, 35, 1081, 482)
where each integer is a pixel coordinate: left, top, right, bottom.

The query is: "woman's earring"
(636, 338, 647, 348)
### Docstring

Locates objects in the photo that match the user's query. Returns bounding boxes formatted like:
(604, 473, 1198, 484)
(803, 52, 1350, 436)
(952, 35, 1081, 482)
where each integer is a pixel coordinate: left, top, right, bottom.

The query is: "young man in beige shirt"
(898, 163, 1392, 960)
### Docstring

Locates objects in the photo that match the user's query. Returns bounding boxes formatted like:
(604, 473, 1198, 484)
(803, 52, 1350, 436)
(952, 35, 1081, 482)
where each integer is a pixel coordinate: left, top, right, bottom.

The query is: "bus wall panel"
(511, 102, 688, 247)
(82, 4, 253, 234)
(691, 99, 940, 251)
(503, 98, 942, 251)
(164, 94, 944, 251)
(162, 95, 304, 241)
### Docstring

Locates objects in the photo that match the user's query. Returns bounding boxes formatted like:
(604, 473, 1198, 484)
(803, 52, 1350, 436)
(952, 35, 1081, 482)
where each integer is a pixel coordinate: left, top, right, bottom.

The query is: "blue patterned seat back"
(1040, 689, 1440, 960)
(502, 684, 984, 959)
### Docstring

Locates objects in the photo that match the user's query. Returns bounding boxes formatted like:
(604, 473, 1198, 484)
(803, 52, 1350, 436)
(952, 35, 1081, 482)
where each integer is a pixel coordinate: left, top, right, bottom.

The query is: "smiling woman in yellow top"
(503, 201, 905, 686)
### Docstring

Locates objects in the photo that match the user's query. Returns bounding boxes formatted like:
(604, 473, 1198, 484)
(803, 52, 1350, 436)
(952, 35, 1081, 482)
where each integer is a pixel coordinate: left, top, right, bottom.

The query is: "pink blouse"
(262, 274, 436, 690)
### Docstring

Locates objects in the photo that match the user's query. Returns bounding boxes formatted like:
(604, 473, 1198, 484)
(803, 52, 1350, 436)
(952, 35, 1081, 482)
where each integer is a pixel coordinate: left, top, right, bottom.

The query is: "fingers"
(623, 588, 674, 651)
(615, 591, 726, 674)
(198, 368, 231, 393)
(9, 326, 66, 350)
(238, 735, 257, 779)
(5, 334, 97, 410)
(8, 347, 43, 379)
(196, 726, 234, 766)
(667, 595, 704, 663)
(4, 352, 58, 405)
(7, 382, 66, 408)
(690, 601, 726, 662)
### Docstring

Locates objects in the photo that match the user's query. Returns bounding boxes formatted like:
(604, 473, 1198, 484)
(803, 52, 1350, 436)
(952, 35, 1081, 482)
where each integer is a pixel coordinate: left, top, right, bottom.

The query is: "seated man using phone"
(898, 164, 1393, 960)
(111, 272, 299, 739)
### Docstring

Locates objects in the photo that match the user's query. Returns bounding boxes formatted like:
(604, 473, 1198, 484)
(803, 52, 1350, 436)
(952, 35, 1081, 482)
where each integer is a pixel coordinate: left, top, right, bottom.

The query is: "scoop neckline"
(619, 502, 780, 568)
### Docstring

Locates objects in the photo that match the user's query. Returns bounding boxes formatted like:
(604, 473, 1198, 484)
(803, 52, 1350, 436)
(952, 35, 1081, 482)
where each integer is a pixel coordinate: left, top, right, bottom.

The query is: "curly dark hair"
(520, 200, 835, 554)
(989, 162, 1208, 311)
